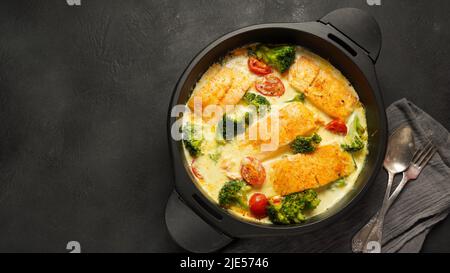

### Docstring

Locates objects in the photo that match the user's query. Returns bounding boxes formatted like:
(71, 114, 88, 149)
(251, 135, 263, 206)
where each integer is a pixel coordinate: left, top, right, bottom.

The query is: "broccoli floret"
(280, 195, 307, 224)
(286, 93, 305, 103)
(267, 189, 321, 225)
(218, 92, 270, 141)
(243, 92, 271, 113)
(341, 136, 365, 152)
(341, 116, 366, 153)
(354, 116, 366, 136)
(299, 189, 321, 209)
(208, 150, 222, 163)
(252, 45, 296, 73)
(283, 189, 320, 212)
(218, 180, 251, 209)
(267, 202, 290, 224)
(182, 123, 203, 157)
(218, 112, 252, 140)
(332, 178, 347, 188)
(290, 133, 322, 154)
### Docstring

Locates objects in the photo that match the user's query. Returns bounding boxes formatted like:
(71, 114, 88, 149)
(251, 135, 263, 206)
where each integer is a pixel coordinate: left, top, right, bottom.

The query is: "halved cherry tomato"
(249, 193, 268, 218)
(191, 159, 203, 179)
(240, 156, 266, 186)
(255, 75, 285, 97)
(325, 119, 348, 135)
(248, 57, 272, 76)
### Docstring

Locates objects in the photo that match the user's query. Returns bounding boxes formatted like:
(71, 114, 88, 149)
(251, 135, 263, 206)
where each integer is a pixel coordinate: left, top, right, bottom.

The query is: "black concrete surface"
(0, 0, 448, 252)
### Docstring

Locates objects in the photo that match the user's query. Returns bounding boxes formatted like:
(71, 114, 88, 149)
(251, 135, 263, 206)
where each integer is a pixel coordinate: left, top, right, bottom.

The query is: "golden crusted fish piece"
(305, 70, 358, 120)
(270, 145, 355, 196)
(288, 56, 320, 92)
(288, 56, 358, 121)
(187, 64, 252, 118)
(245, 102, 319, 151)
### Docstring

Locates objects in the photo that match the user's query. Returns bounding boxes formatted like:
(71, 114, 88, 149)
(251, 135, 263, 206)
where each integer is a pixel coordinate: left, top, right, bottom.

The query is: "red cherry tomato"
(255, 75, 285, 97)
(325, 119, 348, 135)
(249, 193, 268, 218)
(240, 156, 266, 186)
(248, 57, 272, 76)
(191, 159, 203, 179)
(192, 167, 203, 179)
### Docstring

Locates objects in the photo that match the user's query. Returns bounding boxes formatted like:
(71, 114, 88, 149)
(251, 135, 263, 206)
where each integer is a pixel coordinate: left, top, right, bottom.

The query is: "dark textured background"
(0, 0, 448, 252)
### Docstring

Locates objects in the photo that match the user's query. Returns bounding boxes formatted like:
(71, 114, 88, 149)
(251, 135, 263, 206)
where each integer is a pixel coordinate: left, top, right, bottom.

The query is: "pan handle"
(165, 190, 233, 252)
(319, 8, 382, 62)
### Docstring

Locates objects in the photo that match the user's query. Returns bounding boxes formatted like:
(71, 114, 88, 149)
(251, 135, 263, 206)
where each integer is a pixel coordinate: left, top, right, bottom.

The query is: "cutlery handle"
(387, 174, 409, 206)
(351, 211, 379, 252)
(358, 173, 409, 253)
(352, 171, 394, 253)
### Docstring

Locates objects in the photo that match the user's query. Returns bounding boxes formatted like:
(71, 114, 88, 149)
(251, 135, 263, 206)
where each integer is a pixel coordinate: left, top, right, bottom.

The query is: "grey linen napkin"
(223, 98, 450, 253)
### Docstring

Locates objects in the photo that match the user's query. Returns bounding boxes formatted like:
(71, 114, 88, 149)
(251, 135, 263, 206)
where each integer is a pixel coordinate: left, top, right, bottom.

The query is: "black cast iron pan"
(165, 8, 387, 252)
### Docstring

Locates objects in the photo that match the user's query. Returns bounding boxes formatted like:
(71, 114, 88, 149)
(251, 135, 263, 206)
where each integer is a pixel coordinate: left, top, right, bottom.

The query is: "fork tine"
(412, 141, 433, 164)
(415, 143, 434, 166)
(417, 146, 436, 168)
(410, 148, 421, 163)
(416, 142, 434, 166)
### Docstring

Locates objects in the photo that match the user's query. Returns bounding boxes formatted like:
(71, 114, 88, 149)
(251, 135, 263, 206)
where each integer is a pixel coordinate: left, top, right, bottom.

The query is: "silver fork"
(355, 141, 437, 253)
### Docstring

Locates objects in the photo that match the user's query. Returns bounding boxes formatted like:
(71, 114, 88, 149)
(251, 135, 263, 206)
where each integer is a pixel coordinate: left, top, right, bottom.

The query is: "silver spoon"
(352, 125, 415, 253)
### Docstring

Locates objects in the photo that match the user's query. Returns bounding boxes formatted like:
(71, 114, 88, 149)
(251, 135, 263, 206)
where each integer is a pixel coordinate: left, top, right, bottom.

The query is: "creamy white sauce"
(182, 46, 368, 224)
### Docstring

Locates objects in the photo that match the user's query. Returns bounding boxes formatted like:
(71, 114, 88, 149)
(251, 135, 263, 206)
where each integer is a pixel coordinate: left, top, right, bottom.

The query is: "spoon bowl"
(383, 125, 415, 173)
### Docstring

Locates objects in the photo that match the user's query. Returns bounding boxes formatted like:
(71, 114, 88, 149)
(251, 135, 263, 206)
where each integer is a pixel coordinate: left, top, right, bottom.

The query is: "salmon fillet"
(305, 70, 358, 120)
(270, 145, 355, 195)
(288, 56, 358, 121)
(187, 64, 253, 119)
(245, 102, 319, 151)
(288, 56, 320, 92)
